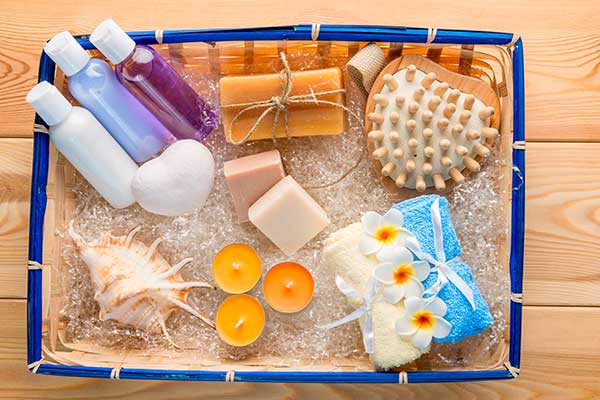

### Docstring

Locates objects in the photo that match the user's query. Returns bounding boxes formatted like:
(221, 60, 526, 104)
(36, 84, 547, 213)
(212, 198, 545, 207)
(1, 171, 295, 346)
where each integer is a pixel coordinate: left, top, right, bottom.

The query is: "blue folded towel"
(393, 195, 493, 343)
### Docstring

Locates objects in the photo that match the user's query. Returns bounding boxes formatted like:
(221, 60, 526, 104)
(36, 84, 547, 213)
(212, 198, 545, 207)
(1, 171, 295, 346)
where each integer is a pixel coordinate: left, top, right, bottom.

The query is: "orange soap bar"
(219, 67, 345, 143)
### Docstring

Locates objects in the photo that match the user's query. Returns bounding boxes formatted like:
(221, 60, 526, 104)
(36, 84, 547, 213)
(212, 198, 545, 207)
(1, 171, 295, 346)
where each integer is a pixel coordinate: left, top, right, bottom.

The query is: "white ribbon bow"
(405, 198, 476, 310)
(319, 276, 381, 354)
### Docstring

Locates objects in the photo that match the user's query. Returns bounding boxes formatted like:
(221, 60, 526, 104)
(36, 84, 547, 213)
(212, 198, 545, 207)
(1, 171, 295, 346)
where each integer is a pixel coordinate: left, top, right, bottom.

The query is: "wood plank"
(525, 34, 600, 142)
(2, 140, 599, 306)
(1, 300, 598, 399)
(524, 143, 600, 306)
(0, 139, 32, 299)
(2, 0, 600, 140)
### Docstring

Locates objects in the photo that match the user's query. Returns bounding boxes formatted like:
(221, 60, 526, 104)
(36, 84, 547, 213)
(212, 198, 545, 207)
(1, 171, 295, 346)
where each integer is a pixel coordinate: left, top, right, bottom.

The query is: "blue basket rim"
(27, 24, 524, 383)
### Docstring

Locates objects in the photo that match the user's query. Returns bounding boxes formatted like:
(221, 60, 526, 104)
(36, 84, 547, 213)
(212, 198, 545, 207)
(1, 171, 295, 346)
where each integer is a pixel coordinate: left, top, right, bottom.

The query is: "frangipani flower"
(359, 209, 413, 260)
(395, 296, 451, 349)
(373, 248, 430, 304)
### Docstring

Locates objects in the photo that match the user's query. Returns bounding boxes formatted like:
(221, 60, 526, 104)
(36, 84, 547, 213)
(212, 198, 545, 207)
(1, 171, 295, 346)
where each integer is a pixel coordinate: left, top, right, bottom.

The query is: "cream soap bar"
(223, 150, 285, 222)
(248, 176, 329, 256)
(220, 68, 345, 143)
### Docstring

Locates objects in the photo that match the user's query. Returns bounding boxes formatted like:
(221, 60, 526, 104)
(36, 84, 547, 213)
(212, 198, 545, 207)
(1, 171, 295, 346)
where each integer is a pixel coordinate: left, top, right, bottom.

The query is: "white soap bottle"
(27, 81, 138, 209)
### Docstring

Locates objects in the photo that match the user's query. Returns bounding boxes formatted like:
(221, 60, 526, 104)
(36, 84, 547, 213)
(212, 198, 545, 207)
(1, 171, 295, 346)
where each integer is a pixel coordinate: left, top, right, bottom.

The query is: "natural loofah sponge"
(323, 222, 427, 369)
(393, 195, 493, 343)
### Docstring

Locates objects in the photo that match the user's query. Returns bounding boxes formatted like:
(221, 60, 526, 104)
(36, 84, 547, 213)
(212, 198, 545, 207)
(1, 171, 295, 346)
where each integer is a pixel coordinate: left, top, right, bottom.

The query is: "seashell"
(68, 222, 215, 347)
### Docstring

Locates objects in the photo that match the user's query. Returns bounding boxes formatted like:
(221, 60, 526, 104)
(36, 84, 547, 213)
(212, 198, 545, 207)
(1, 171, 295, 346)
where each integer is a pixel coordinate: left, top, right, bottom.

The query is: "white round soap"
(132, 139, 215, 217)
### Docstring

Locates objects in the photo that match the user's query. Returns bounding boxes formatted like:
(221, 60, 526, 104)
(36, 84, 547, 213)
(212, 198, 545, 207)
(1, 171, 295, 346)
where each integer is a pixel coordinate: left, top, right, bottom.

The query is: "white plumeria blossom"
(373, 247, 431, 304)
(395, 296, 452, 349)
(359, 209, 414, 261)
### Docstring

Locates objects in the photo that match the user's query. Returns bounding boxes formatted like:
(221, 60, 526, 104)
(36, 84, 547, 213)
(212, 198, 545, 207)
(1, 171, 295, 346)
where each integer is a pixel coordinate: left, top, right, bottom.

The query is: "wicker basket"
(27, 24, 525, 383)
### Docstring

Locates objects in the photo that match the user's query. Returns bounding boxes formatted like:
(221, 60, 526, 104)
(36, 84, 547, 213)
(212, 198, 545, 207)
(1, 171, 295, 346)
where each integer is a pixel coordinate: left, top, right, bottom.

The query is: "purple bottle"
(90, 19, 218, 142)
(44, 32, 174, 163)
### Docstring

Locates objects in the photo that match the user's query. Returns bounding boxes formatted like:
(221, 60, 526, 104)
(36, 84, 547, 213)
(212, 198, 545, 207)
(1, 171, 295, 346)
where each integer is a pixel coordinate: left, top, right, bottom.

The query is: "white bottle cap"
(26, 81, 73, 126)
(90, 19, 136, 65)
(44, 31, 91, 77)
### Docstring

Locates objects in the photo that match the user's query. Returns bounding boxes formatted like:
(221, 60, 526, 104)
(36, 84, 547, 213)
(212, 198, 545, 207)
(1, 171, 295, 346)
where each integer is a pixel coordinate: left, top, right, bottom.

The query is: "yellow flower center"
(412, 311, 435, 330)
(375, 225, 397, 244)
(393, 264, 413, 285)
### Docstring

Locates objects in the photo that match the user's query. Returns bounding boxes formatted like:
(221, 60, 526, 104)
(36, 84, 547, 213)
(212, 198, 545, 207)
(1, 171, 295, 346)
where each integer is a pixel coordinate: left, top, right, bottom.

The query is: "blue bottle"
(44, 32, 173, 162)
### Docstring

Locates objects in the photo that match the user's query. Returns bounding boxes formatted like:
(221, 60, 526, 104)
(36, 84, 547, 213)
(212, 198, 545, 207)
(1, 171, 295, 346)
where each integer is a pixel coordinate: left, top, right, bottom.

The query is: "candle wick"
(234, 319, 244, 329)
(284, 280, 294, 289)
(232, 262, 241, 271)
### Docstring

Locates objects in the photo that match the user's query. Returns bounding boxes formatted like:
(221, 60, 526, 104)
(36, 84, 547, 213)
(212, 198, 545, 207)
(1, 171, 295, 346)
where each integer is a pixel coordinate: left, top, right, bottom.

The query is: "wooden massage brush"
(365, 54, 500, 192)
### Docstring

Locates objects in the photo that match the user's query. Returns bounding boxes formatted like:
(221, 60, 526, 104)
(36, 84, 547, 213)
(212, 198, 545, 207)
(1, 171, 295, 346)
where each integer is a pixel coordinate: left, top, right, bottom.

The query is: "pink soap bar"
(223, 150, 286, 222)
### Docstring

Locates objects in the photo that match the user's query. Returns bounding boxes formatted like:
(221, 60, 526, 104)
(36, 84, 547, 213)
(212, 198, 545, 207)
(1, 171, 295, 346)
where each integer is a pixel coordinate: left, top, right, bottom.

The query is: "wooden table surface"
(1, 0, 600, 398)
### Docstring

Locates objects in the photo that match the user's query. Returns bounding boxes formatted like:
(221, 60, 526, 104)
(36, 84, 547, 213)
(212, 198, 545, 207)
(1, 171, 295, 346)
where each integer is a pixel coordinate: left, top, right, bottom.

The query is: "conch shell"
(69, 222, 215, 347)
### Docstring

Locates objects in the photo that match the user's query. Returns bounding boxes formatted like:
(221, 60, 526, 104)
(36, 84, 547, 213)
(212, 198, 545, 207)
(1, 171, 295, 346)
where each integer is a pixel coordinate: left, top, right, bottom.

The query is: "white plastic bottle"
(26, 81, 138, 209)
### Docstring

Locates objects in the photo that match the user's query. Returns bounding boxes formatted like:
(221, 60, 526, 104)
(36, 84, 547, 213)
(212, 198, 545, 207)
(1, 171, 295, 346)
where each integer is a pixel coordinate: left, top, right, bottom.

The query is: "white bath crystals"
(366, 56, 499, 191)
(132, 139, 216, 217)
(69, 222, 216, 347)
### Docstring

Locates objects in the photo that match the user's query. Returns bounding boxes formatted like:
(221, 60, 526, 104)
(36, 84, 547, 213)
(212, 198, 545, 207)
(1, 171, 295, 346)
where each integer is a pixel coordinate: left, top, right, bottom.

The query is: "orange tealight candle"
(212, 244, 262, 294)
(216, 294, 265, 346)
(263, 262, 314, 313)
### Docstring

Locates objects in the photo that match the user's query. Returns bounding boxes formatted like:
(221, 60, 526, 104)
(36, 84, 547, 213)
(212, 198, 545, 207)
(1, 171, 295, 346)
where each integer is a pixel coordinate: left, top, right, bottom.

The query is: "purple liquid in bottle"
(44, 31, 173, 163)
(91, 19, 218, 142)
(117, 46, 218, 141)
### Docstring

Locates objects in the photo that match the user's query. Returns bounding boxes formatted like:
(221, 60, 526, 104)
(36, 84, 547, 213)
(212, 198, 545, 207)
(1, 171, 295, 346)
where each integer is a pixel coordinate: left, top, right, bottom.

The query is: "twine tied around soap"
(223, 52, 362, 145)
(222, 52, 366, 189)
